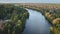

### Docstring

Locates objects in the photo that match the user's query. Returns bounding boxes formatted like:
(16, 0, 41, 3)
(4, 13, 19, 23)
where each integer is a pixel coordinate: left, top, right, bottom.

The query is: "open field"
(18, 3, 60, 9)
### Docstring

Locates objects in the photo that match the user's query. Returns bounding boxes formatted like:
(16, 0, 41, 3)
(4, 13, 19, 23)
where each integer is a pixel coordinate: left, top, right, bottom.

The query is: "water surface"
(22, 9, 51, 34)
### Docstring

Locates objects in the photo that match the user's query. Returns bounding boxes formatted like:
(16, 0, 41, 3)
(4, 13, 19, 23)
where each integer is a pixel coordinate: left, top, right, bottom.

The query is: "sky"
(0, 0, 60, 3)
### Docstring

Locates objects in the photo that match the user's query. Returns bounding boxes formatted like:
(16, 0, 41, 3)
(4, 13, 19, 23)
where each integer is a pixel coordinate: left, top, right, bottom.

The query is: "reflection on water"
(22, 9, 51, 34)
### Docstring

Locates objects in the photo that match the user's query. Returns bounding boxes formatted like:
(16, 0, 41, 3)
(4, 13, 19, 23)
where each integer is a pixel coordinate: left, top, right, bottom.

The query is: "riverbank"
(22, 9, 51, 34)
(0, 4, 29, 34)
(19, 5, 60, 34)
(31, 8, 60, 34)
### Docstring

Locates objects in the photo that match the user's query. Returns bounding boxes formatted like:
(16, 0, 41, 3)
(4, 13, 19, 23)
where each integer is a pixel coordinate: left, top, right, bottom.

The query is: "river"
(22, 9, 51, 34)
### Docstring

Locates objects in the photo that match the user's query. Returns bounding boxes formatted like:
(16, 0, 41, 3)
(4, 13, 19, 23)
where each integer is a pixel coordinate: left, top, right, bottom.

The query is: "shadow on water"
(22, 9, 51, 34)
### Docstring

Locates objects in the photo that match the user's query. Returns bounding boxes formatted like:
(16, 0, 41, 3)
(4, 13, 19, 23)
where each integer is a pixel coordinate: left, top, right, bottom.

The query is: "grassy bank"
(0, 4, 29, 34)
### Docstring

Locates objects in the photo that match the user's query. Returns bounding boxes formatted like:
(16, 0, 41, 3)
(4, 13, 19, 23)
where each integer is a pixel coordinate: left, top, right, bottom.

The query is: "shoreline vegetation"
(19, 4, 60, 34)
(0, 4, 60, 34)
(0, 4, 29, 34)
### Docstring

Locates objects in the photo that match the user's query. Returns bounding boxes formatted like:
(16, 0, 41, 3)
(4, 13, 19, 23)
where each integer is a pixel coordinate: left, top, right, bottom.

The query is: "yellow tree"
(52, 18, 60, 25)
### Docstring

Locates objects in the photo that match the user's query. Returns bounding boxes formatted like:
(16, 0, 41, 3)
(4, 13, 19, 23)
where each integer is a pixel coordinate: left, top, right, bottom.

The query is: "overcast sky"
(0, 0, 60, 3)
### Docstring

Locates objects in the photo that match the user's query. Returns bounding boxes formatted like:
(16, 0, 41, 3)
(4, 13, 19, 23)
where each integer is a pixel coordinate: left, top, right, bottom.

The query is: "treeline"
(0, 4, 29, 34)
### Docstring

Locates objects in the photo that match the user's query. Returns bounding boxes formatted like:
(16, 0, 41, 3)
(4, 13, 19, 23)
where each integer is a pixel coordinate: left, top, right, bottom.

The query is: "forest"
(0, 4, 29, 34)
(0, 4, 60, 34)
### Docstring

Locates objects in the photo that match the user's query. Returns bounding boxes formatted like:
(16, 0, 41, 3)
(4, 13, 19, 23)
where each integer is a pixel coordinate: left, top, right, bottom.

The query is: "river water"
(22, 9, 51, 34)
